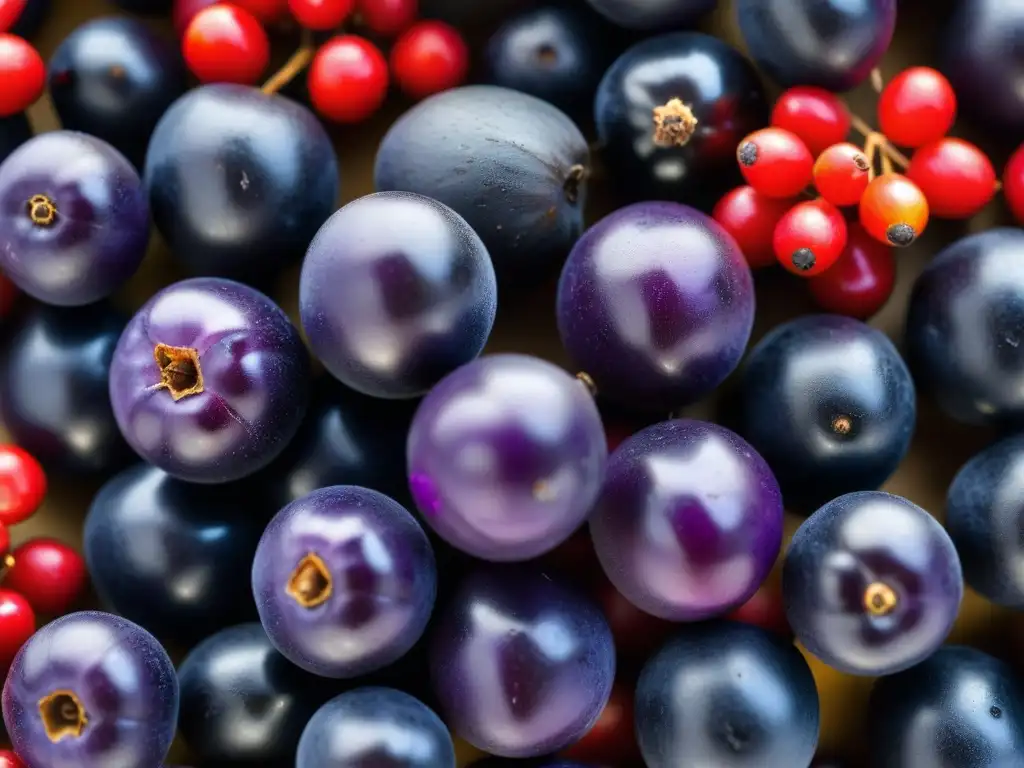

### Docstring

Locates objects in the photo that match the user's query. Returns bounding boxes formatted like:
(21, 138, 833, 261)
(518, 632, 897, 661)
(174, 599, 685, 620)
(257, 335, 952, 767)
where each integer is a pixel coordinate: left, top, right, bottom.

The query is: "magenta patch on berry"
(409, 472, 442, 518)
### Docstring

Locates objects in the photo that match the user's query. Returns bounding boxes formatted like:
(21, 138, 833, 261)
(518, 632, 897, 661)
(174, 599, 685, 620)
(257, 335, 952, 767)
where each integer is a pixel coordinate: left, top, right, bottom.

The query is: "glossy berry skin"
(357, 0, 417, 36)
(773, 198, 847, 276)
(712, 186, 794, 269)
(771, 86, 850, 157)
(940, 0, 1024, 133)
(253, 486, 436, 678)
(636, 622, 819, 768)
(807, 224, 895, 319)
(812, 142, 870, 207)
(737, 0, 895, 92)
(289, 0, 354, 30)
(0, 750, 25, 768)
(784, 491, 963, 676)
(178, 623, 336, 766)
(0, 590, 35, 679)
(1005, 143, 1024, 225)
(590, 419, 784, 621)
(375, 85, 588, 289)
(484, 4, 624, 123)
(0, 34, 44, 117)
(48, 17, 187, 168)
(906, 137, 997, 219)
(145, 84, 339, 280)
(2, 611, 178, 768)
(877, 67, 956, 148)
(300, 192, 496, 399)
(559, 682, 640, 766)
(735, 315, 915, 513)
(859, 173, 929, 247)
(298, 688, 456, 768)
(183, 4, 270, 85)
(407, 355, 606, 561)
(391, 21, 469, 100)
(595, 32, 768, 205)
(84, 463, 269, 644)
(0, 113, 31, 166)
(430, 567, 615, 757)
(4, 538, 85, 616)
(109, 277, 310, 484)
(736, 128, 813, 199)
(307, 35, 388, 124)
(0, 303, 133, 477)
(905, 229, 1024, 427)
(173, 0, 219, 36)
(0, 131, 149, 306)
(0, 445, 45, 526)
(557, 201, 755, 411)
(945, 435, 1024, 609)
(867, 646, 1024, 768)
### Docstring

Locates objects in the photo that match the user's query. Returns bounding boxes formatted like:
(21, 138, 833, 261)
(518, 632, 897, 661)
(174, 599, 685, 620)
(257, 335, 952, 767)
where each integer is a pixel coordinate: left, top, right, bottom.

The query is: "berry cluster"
(0, 445, 86, 682)
(181, 0, 469, 124)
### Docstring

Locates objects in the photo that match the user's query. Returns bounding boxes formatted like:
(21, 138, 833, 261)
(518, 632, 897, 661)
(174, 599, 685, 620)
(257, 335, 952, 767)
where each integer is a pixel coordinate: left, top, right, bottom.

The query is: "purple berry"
(590, 418, 784, 620)
(297, 688, 456, 768)
(556, 201, 755, 411)
(784, 491, 964, 676)
(407, 354, 607, 562)
(430, 567, 615, 758)
(252, 485, 437, 679)
(2, 611, 178, 768)
(109, 277, 310, 484)
(299, 191, 497, 399)
(0, 131, 149, 307)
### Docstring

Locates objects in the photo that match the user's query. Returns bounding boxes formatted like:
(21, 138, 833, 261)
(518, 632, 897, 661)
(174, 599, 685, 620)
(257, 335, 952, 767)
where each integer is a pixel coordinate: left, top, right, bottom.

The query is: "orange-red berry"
(773, 198, 848, 277)
(877, 67, 956, 148)
(813, 142, 871, 207)
(183, 4, 270, 85)
(906, 137, 997, 219)
(859, 174, 929, 247)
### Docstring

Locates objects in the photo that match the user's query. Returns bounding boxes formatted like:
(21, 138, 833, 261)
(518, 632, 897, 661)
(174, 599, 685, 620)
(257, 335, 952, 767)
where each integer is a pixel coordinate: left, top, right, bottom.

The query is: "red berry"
(356, 0, 417, 36)
(0, 0, 27, 34)
(725, 578, 791, 638)
(560, 683, 641, 765)
(877, 67, 956, 148)
(390, 20, 469, 100)
(0, 34, 45, 117)
(771, 86, 851, 157)
(183, 4, 270, 85)
(0, 588, 35, 676)
(1006, 143, 1024, 226)
(736, 127, 814, 199)
(3, 538, 87, 616)
(0, 445, 46, 527)
(712, 186, 795, 269)
(172, 0, 219, 37)
(235, 0, 289, 23)
(0, 272, 17, 319)
(0, 749, 27, 768)
(807, 224, 896, 319)
(288, 0, 355, 30)
(307, 34, 389, 123)
(859, 173, 929, 247)
(773, 198, 848, 277)
(905, 137, 997, 220)
(812, 142, 871, 207)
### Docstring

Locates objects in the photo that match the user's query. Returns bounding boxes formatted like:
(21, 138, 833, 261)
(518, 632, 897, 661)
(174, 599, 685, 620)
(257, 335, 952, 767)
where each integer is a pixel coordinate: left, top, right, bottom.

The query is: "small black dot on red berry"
(886, 223, 916, 247)
(854, 154, 869, 171)
(791, 248, 816, 271)
(737, 142, 758, 167)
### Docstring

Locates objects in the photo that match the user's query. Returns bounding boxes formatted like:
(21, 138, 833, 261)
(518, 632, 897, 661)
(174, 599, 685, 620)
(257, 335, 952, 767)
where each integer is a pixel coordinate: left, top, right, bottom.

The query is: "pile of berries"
(180, 0, 469, 124)
(714, 68, 1010, 319)
(0, 445, 86, 683)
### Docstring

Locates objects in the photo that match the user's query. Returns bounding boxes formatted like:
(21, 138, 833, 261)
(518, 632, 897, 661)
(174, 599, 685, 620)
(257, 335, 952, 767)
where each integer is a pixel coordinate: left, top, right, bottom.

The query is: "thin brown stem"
(864, 132, 882, 181)
(261, 31, 315, 95)
(850, 113, 910, 169)
(870, 67, 884, 94)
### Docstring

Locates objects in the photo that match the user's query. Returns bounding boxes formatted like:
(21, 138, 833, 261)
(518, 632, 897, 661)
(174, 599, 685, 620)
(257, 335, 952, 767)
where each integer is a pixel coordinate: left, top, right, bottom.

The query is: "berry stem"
(261, 30, 316, 96)
(870, 67, 884, 94)
(850, 113, 910, 169)
(863, 132, 883, 181)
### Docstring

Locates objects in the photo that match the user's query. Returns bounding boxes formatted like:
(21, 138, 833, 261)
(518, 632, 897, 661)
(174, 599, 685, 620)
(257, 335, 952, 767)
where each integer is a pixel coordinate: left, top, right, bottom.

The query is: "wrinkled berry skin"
(2, 611, 179, 768)
(109, 277, 310, 484)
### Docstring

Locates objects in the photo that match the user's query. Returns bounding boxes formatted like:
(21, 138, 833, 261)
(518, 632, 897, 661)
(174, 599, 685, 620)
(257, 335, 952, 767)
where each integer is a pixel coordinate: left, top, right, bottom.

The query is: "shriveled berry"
(771, 86, 851, 157)
(878, 66, 956, 148)
(773, 198, 847, 277)
(812, 142, 870, 207)
(808, 223, 896, 319)
(712, 186, 795, 269)
(906, 137, 997, 219)
(859, 173, 929, 247)
(736, 127, 814, 199)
